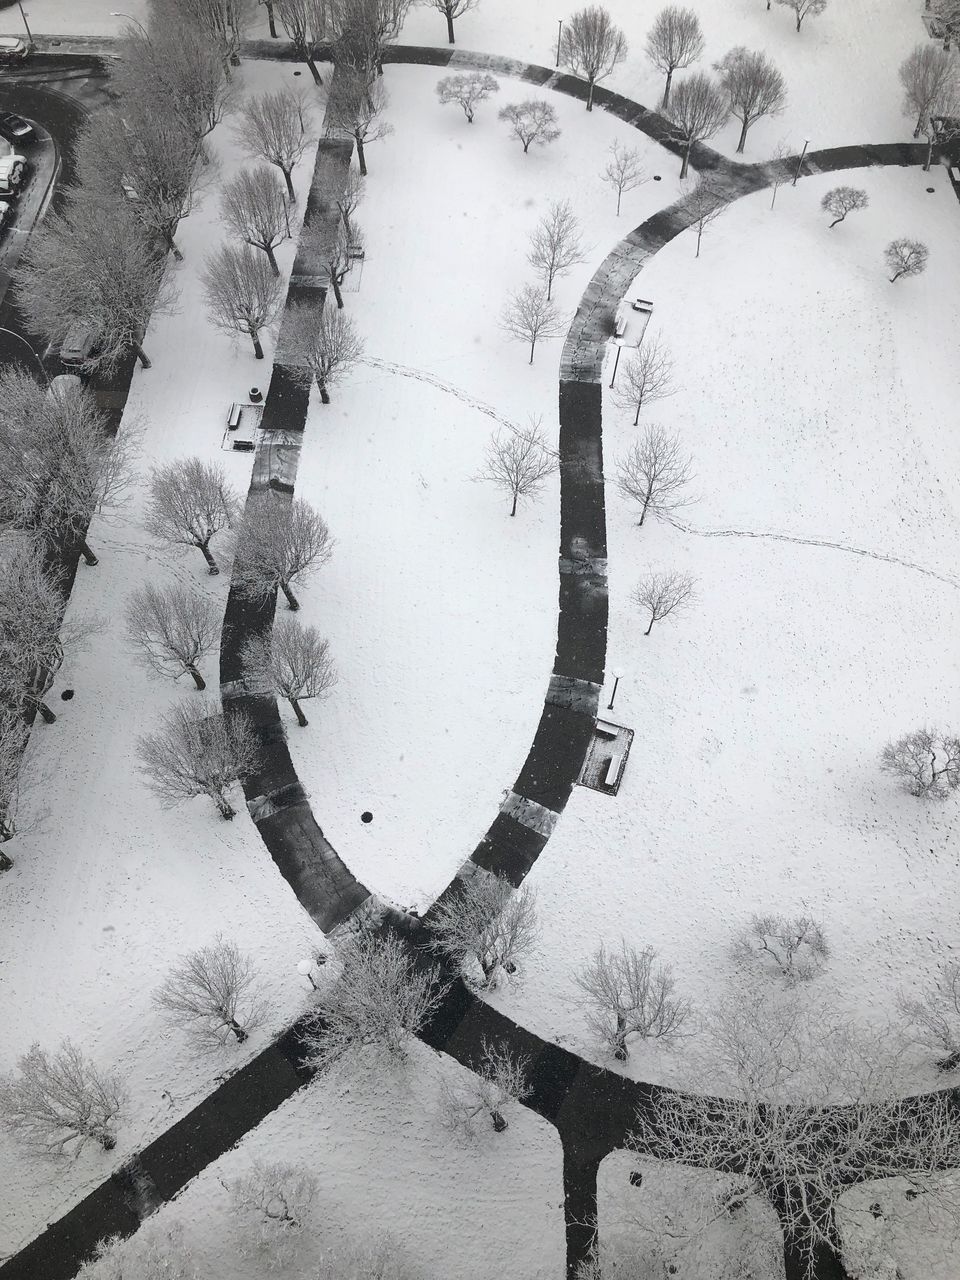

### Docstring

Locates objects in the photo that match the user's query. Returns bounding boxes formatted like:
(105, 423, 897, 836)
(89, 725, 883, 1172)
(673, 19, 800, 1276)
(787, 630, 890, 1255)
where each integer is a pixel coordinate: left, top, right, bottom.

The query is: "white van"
(46, 374, 82, 403)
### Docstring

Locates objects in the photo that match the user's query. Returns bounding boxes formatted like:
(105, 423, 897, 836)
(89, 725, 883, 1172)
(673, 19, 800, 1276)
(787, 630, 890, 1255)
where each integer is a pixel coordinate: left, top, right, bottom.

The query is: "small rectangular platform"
(577, 719, 635, 796)
(221, 402, 264, 452)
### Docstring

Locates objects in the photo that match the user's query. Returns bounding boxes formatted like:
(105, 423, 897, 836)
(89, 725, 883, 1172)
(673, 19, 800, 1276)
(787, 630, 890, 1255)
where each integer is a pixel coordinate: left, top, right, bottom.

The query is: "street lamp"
(296, 958, 318, 991)
(556, 19, 563, 68)
(110, 11, 149, 36)
(16, 2, 34, 49)
(609, 339, 625, 389)
(0, 326, 46, 381)
(607, 670, 622, 712)
(792, 138, 810, 186)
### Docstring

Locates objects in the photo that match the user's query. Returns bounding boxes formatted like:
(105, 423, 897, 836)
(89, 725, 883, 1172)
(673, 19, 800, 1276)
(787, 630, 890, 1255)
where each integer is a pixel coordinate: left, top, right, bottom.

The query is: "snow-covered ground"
(0, 60, 326, 1257)
(21, 0, 930, 155)
(495, 165, 960, 1094)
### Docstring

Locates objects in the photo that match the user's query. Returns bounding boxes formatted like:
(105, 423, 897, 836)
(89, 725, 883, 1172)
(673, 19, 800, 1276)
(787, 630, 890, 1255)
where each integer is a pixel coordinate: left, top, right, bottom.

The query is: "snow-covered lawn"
(25, 0, 931, 156)
(495, 165, 960, 1095)
(284, 64, 679, 909)
(83, 1042, 565, 1280)
(0, 60, 325, 1257)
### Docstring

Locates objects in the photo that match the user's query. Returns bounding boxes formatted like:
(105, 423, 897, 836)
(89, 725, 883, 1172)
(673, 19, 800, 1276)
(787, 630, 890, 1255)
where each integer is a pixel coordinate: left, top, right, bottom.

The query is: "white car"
(0, 200, 10, 230)
(0, 36, 27, 63)
(0, 153, 26, 195)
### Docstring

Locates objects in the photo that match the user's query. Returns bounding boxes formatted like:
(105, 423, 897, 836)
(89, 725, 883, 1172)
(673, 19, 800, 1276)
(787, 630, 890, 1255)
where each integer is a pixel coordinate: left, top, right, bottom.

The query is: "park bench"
(632, 298, 654, 313)
(227, 402, 242, 430)
(605, 750, 625, 788)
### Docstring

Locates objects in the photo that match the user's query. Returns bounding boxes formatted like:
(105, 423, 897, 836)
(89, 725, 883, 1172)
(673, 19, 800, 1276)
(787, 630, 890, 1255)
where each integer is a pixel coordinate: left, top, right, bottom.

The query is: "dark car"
(0, 111, 34, 143)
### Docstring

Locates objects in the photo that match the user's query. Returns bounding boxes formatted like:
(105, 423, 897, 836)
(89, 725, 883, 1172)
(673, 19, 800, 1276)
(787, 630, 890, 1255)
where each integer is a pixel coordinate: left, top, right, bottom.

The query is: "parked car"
(0, 36, 27, 64)
(0, 199, 10, 230)
(0, 111, 34, 143)
(0, 153, 27, 196)
(46, 374, 83, 403)
(59, 323, 99, 368)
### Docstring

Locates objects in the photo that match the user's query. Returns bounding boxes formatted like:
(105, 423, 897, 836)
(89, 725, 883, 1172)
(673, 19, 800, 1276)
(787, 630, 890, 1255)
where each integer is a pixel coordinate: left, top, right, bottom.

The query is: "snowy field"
(496, 165, 960, 1094)
(21, 0, 928, 154)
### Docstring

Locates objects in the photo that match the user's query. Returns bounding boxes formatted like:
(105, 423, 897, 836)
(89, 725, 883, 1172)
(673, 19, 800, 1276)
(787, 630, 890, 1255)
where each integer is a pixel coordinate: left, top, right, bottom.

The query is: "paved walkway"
(0, 45, 949, 1280)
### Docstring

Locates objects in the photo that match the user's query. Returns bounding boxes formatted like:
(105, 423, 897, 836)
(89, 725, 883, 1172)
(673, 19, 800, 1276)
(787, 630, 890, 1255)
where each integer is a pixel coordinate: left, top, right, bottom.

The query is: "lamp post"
(556, 19, 563, 68)
(607, 670, 622, 712)
(296, 958, 318, 991)
(110, 10, 149, 36)
(609, 339, 625, 389)
(16, 2, 34, 49)
(792, 138, 810, 186)
(0, 326, 46, 381)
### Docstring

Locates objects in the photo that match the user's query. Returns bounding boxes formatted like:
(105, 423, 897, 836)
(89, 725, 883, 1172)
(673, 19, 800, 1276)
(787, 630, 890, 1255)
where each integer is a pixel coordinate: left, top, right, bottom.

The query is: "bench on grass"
(227, 402, 242, 430)
(605, 750, 625, 788)
(632, 298, 654, 313)
(595, 720, 619, 739)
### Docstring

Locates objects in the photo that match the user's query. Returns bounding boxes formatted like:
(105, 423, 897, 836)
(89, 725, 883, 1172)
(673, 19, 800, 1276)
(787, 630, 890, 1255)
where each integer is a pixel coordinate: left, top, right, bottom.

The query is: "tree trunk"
(281, 165, 296, 201)
(614, 1014, 628, 1060)
(330, 272, 345, 308)
(318, 377, 330, 404)
(828, 214, 844, 228)
(38, 701, 56, 723)
(445, 4, 455, 42)
(890, 270, 903, 282)
(633, 400, 642, 427)
(265, 0, 278, 37)
(616, 188, 622, 215)
(280, 580, 300, 610)
(696, 225, 704, 257)
(586, 78, 595, 112)
(925, 135, 934, 171)
(265, 243, 281, 277)
(79, 538, 99, 566)
(680, 142, 691, 179)
(133, 342, 152, 369)
(546, 274, 553, 301)
(914, 112, 924, 138)
(796, 12, 802, 30)
(356, 137, 368, 176)
(228, 1018, 248, 1043)
(305, 52, 323, 85)
(490, 1109, 508, 1132)
(662, 68, 674, 108)
(187, 664, 206, 691)
(522, 137, 531, 153)
(164, 229, 183, 261)
(510, 491, 518, 516)
(644, 616, 655, 636)
(289, 696, 308, 727)
(736, 118, 749, 153)
(0, 846, 12, 872)
(100, 1132, 117, 1151)
(214, 791, 236, 820)
(528, 336, 536, 364)
(198, 542, 220, 575)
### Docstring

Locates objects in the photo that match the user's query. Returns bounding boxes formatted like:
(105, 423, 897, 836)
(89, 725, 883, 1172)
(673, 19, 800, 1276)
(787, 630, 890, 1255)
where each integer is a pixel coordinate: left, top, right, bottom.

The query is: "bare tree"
(881, 727, 959, 796)
(527, 199, 586, 301)
(440, 1037, 531, 1135)
(435, 71, 500, 122)
(74, 105, 213, 262)
(427, 872, 538, 988)
(144, 458, 237, 576)
(885, 238, 930, 282)
(335, 166, 365, 241)
(645, 6, 705, 108)
(234, 88, 312, 200)
(424, 0, 478, 44)
(775, 0, 828, 32)
(630, 992, 960, 1279)
(0, 711, 29, 869)
(559, 5, 628, 111)
(680, 173, 727, 255)
(932, 0, 960, 49)
(614, 333, 675, 424)
(241, 617, 336, 727)
(327, 72, 393, 176)
(600, 139, 647, 215)
(575, 940, 691, 1059)
(632, 570, 696, 635)
(154, 936, 265, 1048)
(230, 1161, 319, 1271)
(616, 425, 693, 525)
(78, 1221, 198, 1280)
(714, 47, 787, 154)
(273, 0, 327, 82)
(0, 367, 134, 564)
(15, 191, 178, 371)
(498, 100, 562, 152)
(327, 0, 416, 79)
(136, 700, 259, 819)
(664, 71, 730, 177)
(820, 186, 868, 228)
(766, 138, 792, 209)
(900, 44, 958, 139)
(278, 300, 364, 402)
(234, 493, 334, 611)
(476, 419, 558, 516)
(125, 583, 221, 691)
(202, 243, 285, 360)
(0, 1040, 125, 1155)
(298, 216, 361, 309)
(900, 959, 960, 1071)
(733, 912, 830, 984)
(220, 166, 291, 276)
(500, 284, 564, 363)
(303, 929, 448, 1071)
(153, 0, 256, 69)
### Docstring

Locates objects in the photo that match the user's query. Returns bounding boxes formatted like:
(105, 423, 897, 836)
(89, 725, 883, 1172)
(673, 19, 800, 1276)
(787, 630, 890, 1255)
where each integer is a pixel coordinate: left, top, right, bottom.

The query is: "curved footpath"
(0, 47, 937, 1280)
